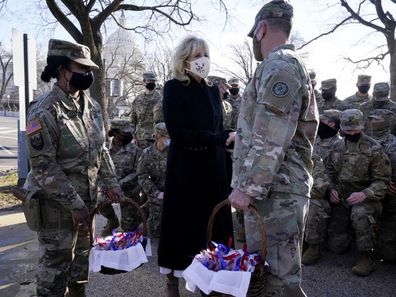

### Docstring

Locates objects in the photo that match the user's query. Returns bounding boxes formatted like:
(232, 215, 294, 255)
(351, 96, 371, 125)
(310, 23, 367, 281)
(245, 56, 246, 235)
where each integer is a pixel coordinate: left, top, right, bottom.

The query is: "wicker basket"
(89, 197, 148, 274)
(206, 199, 268, 297)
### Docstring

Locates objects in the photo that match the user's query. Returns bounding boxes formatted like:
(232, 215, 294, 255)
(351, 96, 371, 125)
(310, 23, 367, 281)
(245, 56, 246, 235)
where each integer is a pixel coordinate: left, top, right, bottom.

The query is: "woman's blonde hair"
(171, 35, 210, 84)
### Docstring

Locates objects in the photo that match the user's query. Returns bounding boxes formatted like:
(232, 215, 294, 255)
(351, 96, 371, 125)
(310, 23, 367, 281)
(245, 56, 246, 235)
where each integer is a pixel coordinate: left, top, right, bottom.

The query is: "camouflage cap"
(340, 109, 364, 131)
(320, 78, 337, 90)
(143, 72, 157, 81)
(208, 76, 231, 88)
(320, 109, 341, 121)
(357, 74, 371, 86)
(110, 119, 134, 133)
(154, 122, 168, 137)
(248, 0, 293, 37)
(47, 39, 98, 69)
(368, 109, 395, 122)
(228, 78, 240, 86)
(373, 82, 390, 101)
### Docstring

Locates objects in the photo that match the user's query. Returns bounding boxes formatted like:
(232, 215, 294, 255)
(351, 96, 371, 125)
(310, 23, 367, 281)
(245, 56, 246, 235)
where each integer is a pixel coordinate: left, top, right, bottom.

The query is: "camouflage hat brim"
(247, 25, 256, 38)
(373, 95, 388, 102)
(340, 123, 364, 131)
(72, 57, 99, 69)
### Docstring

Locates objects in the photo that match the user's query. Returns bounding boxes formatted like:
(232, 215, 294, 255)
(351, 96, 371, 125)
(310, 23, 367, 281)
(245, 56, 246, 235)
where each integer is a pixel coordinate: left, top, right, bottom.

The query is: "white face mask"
(187, 56, 210, 79)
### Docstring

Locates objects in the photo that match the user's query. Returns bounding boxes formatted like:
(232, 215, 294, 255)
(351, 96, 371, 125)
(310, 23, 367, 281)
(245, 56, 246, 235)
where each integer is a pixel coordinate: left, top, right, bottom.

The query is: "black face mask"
(121, 133, 133, 145)
(344, 132, 361, 142)
(373, 100, 387, 108)
(358, 85, 370, 94)
(223, 92, 229, 100)
(317, 122, 338, 139)
(145, 82, 156, 91)
(321, 91, 334, 100)
(69, 70, 94, 90)
(230, 88, 240, 96)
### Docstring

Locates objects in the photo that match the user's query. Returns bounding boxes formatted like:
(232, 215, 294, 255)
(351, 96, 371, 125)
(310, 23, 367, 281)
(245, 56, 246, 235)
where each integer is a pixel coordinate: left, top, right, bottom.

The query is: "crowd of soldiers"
(111, 70, 396, 279)
(303, 73, 396, 277)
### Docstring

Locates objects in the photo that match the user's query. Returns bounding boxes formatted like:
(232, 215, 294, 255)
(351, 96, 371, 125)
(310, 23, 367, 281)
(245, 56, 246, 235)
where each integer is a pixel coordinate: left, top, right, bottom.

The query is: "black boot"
(67, 282, 86, 297)
(165, 274, 180, 297)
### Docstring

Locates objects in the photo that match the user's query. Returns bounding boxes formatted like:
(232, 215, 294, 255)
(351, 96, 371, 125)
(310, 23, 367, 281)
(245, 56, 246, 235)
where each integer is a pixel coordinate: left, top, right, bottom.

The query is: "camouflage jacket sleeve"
(362, 146, 391, 201)
(137, 151, 160, 200)
(130, 97, 138, 132)
(119, 147, 142, 189)
(233, 62, 304, 198)
(310, 156, 330, 199)
(26, 106, 86, 212)
(325, 140, 341, 192)
(98, 145, 118, 189)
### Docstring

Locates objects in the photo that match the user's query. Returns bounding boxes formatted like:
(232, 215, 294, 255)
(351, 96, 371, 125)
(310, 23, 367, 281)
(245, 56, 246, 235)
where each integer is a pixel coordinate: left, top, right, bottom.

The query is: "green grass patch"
(0, 172, 21, 209)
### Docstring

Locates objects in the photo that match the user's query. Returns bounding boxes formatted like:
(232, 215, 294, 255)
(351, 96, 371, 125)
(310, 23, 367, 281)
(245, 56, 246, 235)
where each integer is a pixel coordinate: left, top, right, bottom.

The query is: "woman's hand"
(226, 132, 236, 146)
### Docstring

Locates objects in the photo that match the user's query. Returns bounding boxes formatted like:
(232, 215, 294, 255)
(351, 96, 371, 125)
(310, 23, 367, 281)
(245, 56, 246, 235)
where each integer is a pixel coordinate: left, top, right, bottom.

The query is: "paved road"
(0, 116, 18, 170)
(1, 208, 396, 297)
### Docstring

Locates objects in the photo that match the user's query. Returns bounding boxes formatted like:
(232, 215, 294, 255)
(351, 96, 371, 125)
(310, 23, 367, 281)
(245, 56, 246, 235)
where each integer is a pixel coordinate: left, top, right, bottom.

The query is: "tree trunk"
(390, 39, 396, 100)
(90, 55, 108, 131)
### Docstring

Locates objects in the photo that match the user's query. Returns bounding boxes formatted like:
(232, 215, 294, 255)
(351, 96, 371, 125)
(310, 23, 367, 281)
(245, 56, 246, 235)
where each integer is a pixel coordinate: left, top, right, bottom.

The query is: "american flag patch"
(26, 118, 43, 136)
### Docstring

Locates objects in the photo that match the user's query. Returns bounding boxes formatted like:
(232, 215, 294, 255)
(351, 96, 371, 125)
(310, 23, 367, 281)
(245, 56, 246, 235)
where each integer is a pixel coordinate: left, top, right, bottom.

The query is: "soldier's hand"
(347, 192, 366, 205)
(226, 132, 236, 146)
(329, 190, 340, 204)
(158, 192, 164, 200)
(72, 205, 90, 229)
(229, 188, 252, 211)
(107, 186, 125, 203)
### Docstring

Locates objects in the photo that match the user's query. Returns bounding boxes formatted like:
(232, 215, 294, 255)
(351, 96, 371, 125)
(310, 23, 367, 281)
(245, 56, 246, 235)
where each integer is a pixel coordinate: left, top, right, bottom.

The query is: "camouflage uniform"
(368, 110, 396, 261)
(308, 70, 321, 104)
(24, 40, 118, 297)
(130, 72, 162, 149)
(338, 75, 372, 111)
(222, 99, 234, 130)
(316, 79, 342, 114)
(228, 78, 243, 130)
(232, 2, 318, 295)
(137, 123, 168, 238)
(304, 110, 341, 249)
(326, 110, 391, 256)
(98, 119, 142, 232)
(360, 82, 396, 135)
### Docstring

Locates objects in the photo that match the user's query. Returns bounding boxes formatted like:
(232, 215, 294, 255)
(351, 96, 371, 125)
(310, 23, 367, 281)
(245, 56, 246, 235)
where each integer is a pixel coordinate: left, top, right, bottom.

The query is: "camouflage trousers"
(304, 199, 331, 245)
(148, 196, 163, 238)
(327, 201, 382, 254)
(245, 191, 308, 297)
(37, 226, 90, 297)
(377, 212, 396, 261)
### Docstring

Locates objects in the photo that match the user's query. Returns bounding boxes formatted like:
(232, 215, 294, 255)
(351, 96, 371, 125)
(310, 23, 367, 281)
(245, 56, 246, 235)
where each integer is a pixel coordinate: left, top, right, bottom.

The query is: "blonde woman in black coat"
(158, 35, 235, 297)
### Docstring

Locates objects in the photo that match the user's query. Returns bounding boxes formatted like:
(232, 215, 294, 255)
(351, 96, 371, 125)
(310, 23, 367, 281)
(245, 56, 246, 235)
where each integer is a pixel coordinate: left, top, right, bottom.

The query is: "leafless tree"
(103, 40, 145, 117)
(214, 40, 255, 87)
(299, 0, 396, 97)
(39, 0, 228, 129)
(0, 45, 13, 108)
(146, 43, 173, 87)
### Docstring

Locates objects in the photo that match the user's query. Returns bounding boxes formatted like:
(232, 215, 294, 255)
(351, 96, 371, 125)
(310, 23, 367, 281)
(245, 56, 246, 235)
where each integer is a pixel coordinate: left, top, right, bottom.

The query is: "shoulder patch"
(26, 118, 43, 136)
(29, 133, 44, 151)
(272, 82, 289, 97)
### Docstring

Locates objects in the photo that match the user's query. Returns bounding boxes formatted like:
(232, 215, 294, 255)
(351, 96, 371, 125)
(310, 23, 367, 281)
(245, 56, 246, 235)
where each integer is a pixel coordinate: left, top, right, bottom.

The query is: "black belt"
(183, 146, 208, 151)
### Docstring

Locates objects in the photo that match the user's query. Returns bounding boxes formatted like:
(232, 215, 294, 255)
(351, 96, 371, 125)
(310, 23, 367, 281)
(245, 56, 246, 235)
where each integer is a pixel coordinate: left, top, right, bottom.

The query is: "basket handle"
(89, 197, 148, 246)
(206, 199, 267, 261)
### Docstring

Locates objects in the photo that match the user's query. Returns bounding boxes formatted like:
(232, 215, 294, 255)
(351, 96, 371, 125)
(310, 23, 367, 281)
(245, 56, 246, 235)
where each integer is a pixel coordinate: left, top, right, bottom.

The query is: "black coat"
(158, 77, 234, 270)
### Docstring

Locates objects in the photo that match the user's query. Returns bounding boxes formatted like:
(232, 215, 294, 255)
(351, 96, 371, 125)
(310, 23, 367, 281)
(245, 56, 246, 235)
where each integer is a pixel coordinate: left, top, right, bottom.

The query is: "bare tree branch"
(92, 0, 123, 29)
(340, 0, 388, 34)
(298, 16, 353, 50)
(343, 50, 389, 70)
(45, 0, 83, 42)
